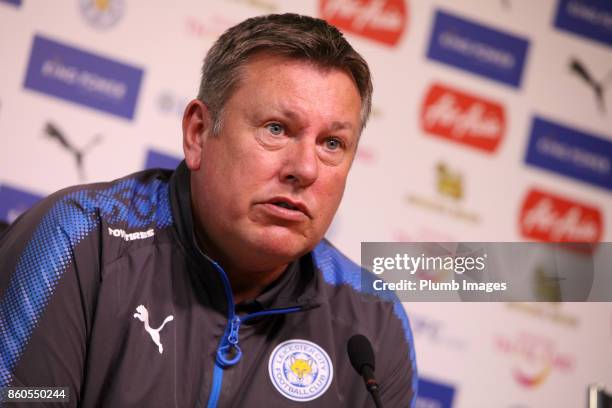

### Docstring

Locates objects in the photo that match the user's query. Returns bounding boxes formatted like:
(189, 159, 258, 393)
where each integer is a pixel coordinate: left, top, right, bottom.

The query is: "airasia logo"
(319, 0, 407, 46)
(519, 189, 603, 243)
(421, 83, 505, 153)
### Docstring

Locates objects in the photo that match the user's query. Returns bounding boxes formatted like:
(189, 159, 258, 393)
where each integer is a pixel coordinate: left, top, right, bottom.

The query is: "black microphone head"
(347, 334, 375, 374)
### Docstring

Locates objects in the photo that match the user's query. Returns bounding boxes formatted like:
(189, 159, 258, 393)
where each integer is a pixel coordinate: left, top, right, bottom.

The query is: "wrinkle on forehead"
(212, 53, 363, 149)
(223, 51, 366, 132)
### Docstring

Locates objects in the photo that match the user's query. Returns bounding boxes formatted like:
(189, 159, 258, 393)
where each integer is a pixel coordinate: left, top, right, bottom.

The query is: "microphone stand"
(362, 365, 384, 408)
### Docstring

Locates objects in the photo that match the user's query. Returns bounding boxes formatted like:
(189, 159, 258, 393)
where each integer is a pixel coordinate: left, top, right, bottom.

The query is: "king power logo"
(0, 184, 43, 224)
(426, 9, 529, 87)
(319, 0, 408, 46)
(421, 83, 505, 153)
(554, 0, 612, 49)
(519, 188, 603, 243)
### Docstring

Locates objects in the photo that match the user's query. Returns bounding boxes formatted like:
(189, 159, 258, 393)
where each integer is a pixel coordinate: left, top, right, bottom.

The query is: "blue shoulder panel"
(312, 240, 419, 408)
(0, 176, 173, 389)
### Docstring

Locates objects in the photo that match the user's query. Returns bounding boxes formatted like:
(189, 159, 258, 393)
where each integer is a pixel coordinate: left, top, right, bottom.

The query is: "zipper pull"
(228, 316, 241, 345)
(216, 316, 243, 367)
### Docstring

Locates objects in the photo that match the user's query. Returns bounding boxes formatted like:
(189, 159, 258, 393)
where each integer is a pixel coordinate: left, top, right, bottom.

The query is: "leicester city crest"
(79, 0, 125, 30)
(268, 339, 333, 402)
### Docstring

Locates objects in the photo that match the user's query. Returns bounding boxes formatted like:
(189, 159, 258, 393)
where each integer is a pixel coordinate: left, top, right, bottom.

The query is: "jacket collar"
(169, 160, 322, 313)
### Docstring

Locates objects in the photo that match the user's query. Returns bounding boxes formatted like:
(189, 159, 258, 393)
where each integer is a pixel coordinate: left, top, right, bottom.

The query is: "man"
(0, 221, 8, 237)
(0, 13, 417, 407)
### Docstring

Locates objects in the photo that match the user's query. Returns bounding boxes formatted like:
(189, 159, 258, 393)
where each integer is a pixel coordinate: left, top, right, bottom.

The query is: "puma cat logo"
(133, 305, 174, 354)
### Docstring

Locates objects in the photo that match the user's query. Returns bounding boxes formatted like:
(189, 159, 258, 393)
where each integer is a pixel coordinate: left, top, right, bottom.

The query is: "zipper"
(205, 363, 224, 408)
(203, 257, 303, 407)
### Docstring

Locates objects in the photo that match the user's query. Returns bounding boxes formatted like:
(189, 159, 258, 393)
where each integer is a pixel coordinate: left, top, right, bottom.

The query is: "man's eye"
(266, 123, 284, 135)
(325, 138, 343, 151)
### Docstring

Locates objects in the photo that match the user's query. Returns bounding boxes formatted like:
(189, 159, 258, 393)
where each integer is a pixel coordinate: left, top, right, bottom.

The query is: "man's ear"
(182, 99, 212, 171)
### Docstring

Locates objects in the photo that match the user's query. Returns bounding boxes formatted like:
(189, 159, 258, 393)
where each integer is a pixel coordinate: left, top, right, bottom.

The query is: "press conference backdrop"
(1, 1, 611, 407)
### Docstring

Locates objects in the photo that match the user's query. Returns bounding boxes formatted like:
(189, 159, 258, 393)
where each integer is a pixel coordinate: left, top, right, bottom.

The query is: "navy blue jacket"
(0, 162, 417, 407)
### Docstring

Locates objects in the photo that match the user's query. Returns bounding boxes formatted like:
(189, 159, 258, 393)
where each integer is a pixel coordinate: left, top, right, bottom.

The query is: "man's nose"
(279, 138, 319, 188)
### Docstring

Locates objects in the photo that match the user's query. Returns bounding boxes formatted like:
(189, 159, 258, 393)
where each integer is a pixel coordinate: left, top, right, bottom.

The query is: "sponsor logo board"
(144, 149, 181, 170)
(185, 14, 240, 39)
(24, 34, 144, 120)
(320, 0, 408, 46)
(421, 83, 505, 153)
(410, 313, 467, 350)
(495, 331, 574, 388)
(43, 121, 103, 182)
(416, 377, 455, 408)
(0, 0, 21, 6)
(427, 10, 529, 87)
(568, 57, 612, 113)
(506, 303, 579, 329)
(79, 0, 125, 30)
(405, 162, 480, 224)
(157, 91, 190, 117)
(0, 184, 44, 224)
(519, 188, 603, 243)
(554, 0, 612, 48)
(524, 116, 612, 191)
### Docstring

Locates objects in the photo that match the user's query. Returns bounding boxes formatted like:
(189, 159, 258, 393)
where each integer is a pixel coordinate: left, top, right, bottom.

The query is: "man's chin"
(247, 229, 317, 266)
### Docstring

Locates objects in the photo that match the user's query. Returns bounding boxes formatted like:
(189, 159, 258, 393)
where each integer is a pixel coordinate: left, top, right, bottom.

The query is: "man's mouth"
(272, 201, 299, 211)
(263, 197, 311, 218)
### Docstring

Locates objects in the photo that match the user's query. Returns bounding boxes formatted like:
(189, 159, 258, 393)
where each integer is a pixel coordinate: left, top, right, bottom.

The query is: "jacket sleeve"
(376, 300, 418, 408)
(0, 192, 101, 407)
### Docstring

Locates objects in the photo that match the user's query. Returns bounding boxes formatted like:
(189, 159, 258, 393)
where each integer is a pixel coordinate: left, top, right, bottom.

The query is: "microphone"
(347, 334, 384, 408)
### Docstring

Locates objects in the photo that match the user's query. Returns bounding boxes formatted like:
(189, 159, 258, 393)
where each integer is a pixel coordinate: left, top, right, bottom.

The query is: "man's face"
(187, 53, 362, 271)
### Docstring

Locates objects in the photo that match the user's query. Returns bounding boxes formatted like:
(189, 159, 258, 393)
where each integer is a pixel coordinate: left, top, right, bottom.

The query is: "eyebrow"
(276, 108, 355, 132)
(329, 121, 354, 132)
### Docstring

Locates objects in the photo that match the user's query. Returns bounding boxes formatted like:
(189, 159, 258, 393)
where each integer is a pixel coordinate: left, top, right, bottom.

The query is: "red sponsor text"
(320, 0, 407, 46)
(519, 189, 603, 243)
(421, 83, 505, 153)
